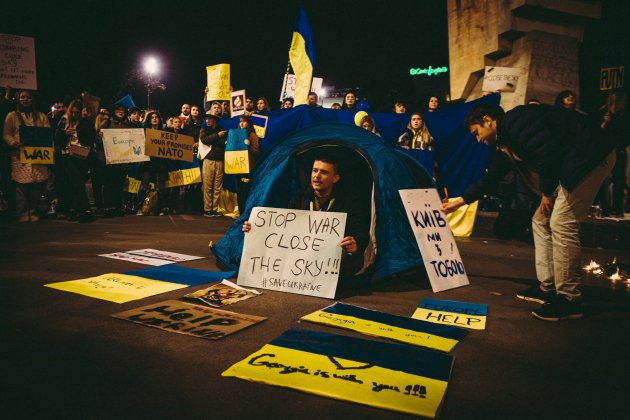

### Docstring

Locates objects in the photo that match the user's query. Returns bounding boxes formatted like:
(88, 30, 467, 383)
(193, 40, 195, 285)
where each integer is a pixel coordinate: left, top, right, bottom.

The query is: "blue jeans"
(531, 151, 616, 301)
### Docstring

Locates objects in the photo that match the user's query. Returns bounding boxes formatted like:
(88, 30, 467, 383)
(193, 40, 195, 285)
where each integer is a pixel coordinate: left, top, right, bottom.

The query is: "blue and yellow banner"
(222, 329, 453, 418)
(301, 302, 466, 352)
(124, 265, 236, 286)
(288, 5, 315, 105)
(412, 298, 488, 330)
(19, 125, 54, 164)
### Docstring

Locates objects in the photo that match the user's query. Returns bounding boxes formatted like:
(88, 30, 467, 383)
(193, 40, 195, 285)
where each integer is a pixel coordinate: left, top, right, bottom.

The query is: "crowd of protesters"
(1, 85, 628, 230)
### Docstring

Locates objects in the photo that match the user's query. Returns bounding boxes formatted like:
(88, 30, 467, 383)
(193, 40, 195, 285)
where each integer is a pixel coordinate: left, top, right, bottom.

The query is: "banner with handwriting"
(99, 248, 205, 266)
(413, 298, 488, 330)
(102, 128, 149, 165)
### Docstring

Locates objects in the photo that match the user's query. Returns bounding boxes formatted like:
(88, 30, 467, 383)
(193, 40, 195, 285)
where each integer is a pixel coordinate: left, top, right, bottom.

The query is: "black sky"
(6, 0, 449, 114)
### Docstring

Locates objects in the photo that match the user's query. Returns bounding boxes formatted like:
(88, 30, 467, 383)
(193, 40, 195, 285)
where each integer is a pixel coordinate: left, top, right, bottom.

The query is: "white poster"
(230, 89, 246, 117)
(399, 189, 469, 292)
(280, 75, 323, 101)
(238, 207, 347, 299)
(99, 248, 205, 266)
(482, 66, 521, 92)
(101, 128, 150, 164)
(0, 33, 37, 90)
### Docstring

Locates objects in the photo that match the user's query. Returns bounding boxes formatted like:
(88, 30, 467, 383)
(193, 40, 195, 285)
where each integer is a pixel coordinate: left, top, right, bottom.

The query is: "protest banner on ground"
(482, 66, 521, 92)
(45, 273, 187, 303)
(18, 126, 54, 164)
(223, 328, 454, 418)
(0, 33, 37, 90)
(164, 167, 201, 188)
(238, 207, 346, 299)
(301, 302, 466, 352)
(230, 89, 245, 117)
(144, 128, 194, 162)
(399, 189, 469, 292)
(101, 128, 149, 164)
(99, 248, 205, 266)
(112, 299, 266, 340)
(125, 266, 236, 286)
(206, 63, 230, 101)
(412, 298, 488, 330)
(184, 280, 260, 307)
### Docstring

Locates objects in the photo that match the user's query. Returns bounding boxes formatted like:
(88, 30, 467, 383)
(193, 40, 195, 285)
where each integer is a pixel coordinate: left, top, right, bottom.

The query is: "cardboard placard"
(144, 128, 194, 162)
(238, 207, 346, 299)
(206, 64, 230, 101)
(101, 128, 149, 164)
(112, 299, 266, 340)
(399, 189, 469, 292)
(164, 167, 201, 188)
(0, 33, 37, 90)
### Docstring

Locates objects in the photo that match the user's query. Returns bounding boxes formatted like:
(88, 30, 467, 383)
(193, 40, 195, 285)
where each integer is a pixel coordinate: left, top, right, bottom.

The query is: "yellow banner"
(165, 167, 201, 188)
(125, 176, 141, 194)
(20, 146, 54, 164)
(224, 150, 249, 174)
(44, 273, 187, 303)
(412, 307, 486, 330)
(446, 199, 478, 237)
(206, 64, 230, 101)
(301, 311, 458, 352)
(223, 344, 448, 418)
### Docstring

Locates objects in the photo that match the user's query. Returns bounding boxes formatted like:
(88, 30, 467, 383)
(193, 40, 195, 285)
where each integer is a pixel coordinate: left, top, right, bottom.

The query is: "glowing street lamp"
(144, 56, 159, 108)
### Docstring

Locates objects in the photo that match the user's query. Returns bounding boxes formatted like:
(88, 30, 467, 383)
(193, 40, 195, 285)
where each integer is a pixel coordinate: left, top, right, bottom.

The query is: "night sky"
(5, 0, 627, 115)
(6, 0, 449, 115)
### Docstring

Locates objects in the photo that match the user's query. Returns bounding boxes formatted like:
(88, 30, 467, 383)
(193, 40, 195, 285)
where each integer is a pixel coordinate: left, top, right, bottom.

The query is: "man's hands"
(441, 197, 465, 214)
(538, 195, 555, 217)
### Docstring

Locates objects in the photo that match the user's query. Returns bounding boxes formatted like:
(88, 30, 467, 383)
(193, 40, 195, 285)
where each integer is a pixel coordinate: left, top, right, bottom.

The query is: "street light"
(144, 56, 159, 109)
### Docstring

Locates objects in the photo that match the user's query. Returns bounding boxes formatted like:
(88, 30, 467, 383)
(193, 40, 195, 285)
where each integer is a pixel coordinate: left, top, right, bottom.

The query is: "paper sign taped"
(301, 302, 466, 352)
(223, 329, 453, 418)
(45, 273, 186, 303)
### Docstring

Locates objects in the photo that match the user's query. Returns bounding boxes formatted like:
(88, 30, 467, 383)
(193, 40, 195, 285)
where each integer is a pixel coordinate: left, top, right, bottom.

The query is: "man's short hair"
(463, 104, 504, 130)
(313, 155, 339, 175)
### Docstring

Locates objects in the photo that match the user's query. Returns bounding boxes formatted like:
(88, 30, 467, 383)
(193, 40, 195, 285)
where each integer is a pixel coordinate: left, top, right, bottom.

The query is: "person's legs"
(27, 181, 45, 221)
(15, 182, 29, 221)
(202, 159, 213, 214)
(211, 161, 224, 215)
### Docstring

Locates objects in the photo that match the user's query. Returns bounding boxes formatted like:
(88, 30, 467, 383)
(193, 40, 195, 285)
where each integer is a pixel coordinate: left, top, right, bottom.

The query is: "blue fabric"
(124, 265, 236, 286)
(114, 94, 137, 110)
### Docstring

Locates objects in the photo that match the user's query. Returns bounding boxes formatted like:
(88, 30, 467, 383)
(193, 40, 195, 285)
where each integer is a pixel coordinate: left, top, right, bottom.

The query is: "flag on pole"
(288, 5, 315, 106)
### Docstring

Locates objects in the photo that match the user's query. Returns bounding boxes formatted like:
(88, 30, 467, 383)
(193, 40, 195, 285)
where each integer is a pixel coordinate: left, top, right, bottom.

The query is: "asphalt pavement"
(1, 213, 629, 420)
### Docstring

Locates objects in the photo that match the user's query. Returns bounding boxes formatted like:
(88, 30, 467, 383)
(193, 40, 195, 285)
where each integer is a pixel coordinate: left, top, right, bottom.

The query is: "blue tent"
(212, 122, 436, 282)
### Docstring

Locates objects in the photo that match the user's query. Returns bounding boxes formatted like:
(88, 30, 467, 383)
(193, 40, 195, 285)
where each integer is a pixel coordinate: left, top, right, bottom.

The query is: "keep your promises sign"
(399, 189, 469, 292)
(238, 207, 347, 299)
(145, 129, 194, 162)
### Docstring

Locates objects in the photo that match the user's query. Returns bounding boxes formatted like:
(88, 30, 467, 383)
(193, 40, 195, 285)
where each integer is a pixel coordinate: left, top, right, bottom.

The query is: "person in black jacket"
(443, 103, 617, 321)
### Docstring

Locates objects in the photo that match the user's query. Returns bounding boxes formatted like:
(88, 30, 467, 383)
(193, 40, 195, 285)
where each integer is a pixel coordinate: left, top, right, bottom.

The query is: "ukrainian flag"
(288, 5, 315, 106)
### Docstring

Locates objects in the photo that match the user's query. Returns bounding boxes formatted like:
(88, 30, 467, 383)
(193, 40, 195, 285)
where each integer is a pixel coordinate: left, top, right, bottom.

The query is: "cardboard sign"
(144, 128, 194, 162)
(18, 125, 54, 164)
(20, 146, 54, 164)
(399, 189, 469, 292)
(164, 167, 201, 188)
(301, 302, 466, 352)
(101, 128, 149, 164)
(250, 114, 268, 138)
(238, 207, 347, 299)
(112, 299, 266, 340)
(206, 63, 230, 101)
(600, 66, 624, 90)
(0, 33, 37, 90)
(45, 273, 187, 303)
(412, 298, 488, 330)
(225, 150, 249, 174)
(230, 89, 246, 117)
(223, 329, 454, 418)
(482, 66, 521, 92)
(99, 248, 205, 266)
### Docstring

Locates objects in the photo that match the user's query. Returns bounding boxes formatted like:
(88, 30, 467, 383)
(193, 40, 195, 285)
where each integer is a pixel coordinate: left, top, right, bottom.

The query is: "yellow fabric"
(223, 344, 448, 418)
(412, 307, 486, 330)
(288, 32, 313, 106)
(446, 199, 478, 237)
(301, 310, 458, 352)
(217, 188, 238, 217)
(44, 273, 187, 304)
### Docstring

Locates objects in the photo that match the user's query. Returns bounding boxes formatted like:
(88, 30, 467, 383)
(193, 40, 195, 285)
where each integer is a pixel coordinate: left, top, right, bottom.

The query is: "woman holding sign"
(3, 90, 51, 222)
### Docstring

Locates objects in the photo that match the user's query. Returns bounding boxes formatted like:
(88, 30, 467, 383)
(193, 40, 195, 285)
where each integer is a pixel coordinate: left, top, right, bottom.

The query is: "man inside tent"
(242, 155, 369, 278)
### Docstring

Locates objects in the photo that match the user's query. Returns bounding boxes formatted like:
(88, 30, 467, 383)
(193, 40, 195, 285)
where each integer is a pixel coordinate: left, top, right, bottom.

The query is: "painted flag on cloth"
(288, 5, 315, 106)
(124, 265, 236, 286)
(413, 298, 488, 330)
(301, 302, 466, 352)
(222, 328, 454, 418)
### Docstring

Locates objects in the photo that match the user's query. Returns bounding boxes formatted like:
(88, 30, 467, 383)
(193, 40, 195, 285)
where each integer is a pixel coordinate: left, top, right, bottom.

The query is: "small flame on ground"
(583, 260, 600, 271)
(609, 268, 621, 281)
(592, 268, 604, 275)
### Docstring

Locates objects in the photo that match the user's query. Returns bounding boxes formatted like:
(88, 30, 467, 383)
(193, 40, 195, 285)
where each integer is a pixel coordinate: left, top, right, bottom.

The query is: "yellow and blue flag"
(301, 302, 466, 352)
(288, 5, 315, 106)
(222, 328, 454, 418)
(412, 298, 488, 330)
